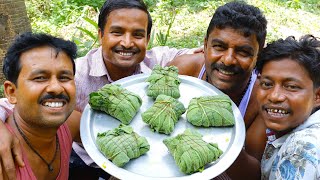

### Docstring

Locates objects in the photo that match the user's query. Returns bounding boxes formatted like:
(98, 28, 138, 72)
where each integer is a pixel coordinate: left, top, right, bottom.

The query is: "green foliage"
(0, 85, 4, 98)
(72, 17, 99, 57)
(68, 0, 104, 9)
(26, 0, 320, 52)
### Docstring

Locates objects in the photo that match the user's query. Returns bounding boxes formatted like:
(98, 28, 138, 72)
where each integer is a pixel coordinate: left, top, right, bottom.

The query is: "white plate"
(80, 74, 245, 180)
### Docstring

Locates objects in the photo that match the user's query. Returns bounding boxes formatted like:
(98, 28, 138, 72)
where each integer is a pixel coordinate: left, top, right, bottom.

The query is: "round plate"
(80, 74, 245, 180)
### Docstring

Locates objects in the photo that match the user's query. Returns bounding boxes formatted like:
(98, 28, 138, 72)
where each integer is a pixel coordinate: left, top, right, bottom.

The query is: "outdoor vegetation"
(25, 0, 320, 57)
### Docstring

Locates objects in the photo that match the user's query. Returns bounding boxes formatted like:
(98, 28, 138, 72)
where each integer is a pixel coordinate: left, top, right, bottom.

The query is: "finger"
(0, 159, 3, 180)
(1, 150, 16, 180)
(12, 138, 24, 167)
(0, 158, 9, 180)
(12, 147, 25, 167)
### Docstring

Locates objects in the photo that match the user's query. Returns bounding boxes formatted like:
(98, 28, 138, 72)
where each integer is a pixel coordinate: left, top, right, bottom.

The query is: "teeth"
(219, 69, 235, 75)
(44, 102, 63, 108)
(119, 52, 133, 56)
(266, 108, 288, 114)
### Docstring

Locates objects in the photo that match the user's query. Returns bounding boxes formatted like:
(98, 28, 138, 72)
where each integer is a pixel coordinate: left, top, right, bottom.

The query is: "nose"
(221, 48, 235, 66)
(46, 77, 64, 95)
(268, 85, 286, 103)
(120, 34, 134, 48)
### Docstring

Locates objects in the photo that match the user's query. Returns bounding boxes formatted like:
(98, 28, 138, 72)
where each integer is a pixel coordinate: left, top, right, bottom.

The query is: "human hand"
(0, 120, 24, 180)
(192, 46, 204, 53)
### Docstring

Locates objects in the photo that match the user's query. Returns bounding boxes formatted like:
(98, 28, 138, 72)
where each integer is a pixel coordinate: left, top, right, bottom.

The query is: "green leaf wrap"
(96, 124, 150, 167)
(146, 65, 181, 99)
(89, 84, 142, 124)
(186, 95, 235, 127)
(141, 94, 186, 134)
(163, 129, 223, 174)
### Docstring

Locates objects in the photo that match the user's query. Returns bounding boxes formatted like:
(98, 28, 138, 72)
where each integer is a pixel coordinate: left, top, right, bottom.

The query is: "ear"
(3, 81, 17, 104)
(146, 33, 150, 45)
(204, 38, 208, 51)
(314, 87, 320, 108)
(98, 28, 103, 45)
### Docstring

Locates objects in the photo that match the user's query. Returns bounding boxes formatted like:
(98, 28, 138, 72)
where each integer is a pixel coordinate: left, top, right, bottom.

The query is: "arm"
(0, 99, 24, 180)
(166, 53, 205, 78)
(244, 82, 267, 160)
(146, 46, 203, 67)
(226, 149, 261, 180)
(245, 115, 267, 160)
(66, 110, 82, 143)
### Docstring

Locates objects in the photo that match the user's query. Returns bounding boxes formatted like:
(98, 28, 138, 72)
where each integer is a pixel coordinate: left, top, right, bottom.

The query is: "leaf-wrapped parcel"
(146, 65, 181, 99)
(141, 94, 186, 134)
(163, 129, 223, 174)
(96, 124, 150, 167)
(89, 84, 142, 124)
(186, 95, 235, 127)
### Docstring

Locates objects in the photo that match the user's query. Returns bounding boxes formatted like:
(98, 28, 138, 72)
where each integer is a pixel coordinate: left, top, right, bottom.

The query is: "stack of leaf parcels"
(186, 95, 235, 127)
(141, 94, 186, 134)
(163, 129, 223, 174)
(146, 65, 181, 99)
(89, 84, 142, 124)
(96, 124, 150, 167)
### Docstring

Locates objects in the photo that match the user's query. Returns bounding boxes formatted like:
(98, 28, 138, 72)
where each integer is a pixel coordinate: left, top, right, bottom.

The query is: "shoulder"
(65, 110, 81, 143)
(282, 127, 320, 162)
(75, 47, 101, 70)
(167, 53, 205, 77)
(271, 129, 320, 179)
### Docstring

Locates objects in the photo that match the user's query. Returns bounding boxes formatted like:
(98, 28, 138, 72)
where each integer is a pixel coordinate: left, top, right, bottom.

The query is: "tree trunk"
(0, 0, 31, 84)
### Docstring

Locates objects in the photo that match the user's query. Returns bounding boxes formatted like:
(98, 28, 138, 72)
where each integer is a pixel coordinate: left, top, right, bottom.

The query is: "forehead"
(105, 8, 148, 29)
(19, 46, 73, 73)
(207, 27, 259, 49)
(261, 58, 311, 82)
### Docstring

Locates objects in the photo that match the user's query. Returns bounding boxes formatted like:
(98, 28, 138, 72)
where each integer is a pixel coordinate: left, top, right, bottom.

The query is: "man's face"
(12, 46, 76, 128)
(257, 59, 319, 136)
(204, 27, 259, 96)
(99, 8, 150, 70)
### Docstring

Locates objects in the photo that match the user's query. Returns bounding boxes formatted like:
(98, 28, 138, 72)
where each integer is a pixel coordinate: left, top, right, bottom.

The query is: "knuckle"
(4, 165, 15, 172)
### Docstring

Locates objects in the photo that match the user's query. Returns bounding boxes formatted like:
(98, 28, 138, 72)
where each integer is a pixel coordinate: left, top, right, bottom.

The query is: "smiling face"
(257, 58, 320, 137)
(204, 27, 259, 98)
(99, 8, 150, 73)
(8, 46, 76, 128)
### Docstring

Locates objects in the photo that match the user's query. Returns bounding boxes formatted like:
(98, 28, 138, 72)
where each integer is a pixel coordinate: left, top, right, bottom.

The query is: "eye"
(59, 75, 73, 82)
(33, 76, 47, 81)
(133, 32, 145, 39)
(212, 44, 225, 51)
(110, 31, 122, 36)
(237, 50, 253, 58)
(284, 84, 300, 91)
(260, 80, 273, 89)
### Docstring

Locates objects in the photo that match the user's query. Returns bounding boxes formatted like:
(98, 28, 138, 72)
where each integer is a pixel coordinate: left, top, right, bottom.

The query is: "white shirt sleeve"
(0, 98, 14, 122)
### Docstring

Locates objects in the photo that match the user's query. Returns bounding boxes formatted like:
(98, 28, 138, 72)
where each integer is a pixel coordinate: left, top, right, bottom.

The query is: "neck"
(105, 61, 137, 81)
(8, 113, 57, 149)
(227, 76, 251, 106)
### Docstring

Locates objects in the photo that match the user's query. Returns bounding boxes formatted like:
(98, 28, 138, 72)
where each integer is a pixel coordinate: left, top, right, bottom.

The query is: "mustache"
(112, 46, 140, 53)
(38, 94, 70, 104)
(211, 63, 244, 74)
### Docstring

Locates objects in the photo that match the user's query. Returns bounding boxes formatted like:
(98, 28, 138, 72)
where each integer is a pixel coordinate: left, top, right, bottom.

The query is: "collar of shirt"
(88, 47, 143, 83)
(268, 109, 320, 148)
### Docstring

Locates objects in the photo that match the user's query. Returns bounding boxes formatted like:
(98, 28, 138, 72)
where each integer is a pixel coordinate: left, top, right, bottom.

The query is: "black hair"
(256, 35, 320, 87)
(206, 1, 267, 51)
(98, 0, 152, 36)
(3, 32, 77, 85)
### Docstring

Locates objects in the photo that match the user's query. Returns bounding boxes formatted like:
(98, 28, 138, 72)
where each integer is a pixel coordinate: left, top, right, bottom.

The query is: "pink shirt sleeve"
(0, 98, 14, 122)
